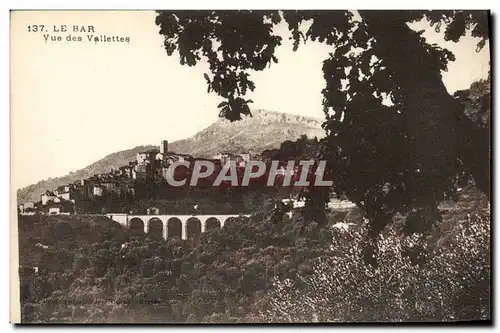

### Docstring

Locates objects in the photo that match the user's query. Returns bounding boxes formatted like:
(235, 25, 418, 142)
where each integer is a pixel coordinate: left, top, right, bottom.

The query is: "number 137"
(27, 25, 44, 32)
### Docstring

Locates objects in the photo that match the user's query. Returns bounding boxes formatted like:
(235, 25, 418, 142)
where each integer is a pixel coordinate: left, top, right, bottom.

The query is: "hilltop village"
(18, 140, 294, 216)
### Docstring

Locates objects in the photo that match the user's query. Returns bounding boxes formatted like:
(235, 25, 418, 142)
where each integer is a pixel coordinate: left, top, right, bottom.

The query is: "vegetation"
(155, 10, 490, 241)
(17, 110, 323, 204)
(18, 187, 489, 323)
(16, 11, 491, 323)
(254, 198, 490, 322)
(19, 207, 334, 323)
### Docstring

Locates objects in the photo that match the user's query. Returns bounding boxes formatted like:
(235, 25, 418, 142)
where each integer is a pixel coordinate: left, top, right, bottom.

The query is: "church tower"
(160, 140, 169, 154)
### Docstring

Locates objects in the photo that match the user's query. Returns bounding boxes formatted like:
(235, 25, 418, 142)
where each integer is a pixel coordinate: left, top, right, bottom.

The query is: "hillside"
(16, 110, 325, 204)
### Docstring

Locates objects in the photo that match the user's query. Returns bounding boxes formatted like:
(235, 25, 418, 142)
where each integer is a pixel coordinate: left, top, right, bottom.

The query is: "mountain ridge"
(17, 109, 325, 204)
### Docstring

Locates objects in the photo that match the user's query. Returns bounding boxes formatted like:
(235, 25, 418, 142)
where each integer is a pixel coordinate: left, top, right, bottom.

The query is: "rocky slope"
(17, 110, 325, 204)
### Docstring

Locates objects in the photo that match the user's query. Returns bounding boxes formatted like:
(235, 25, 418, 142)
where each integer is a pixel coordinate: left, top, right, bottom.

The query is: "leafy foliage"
(19, 188, 489, 323)
(155, 10, 491, 239)
(252, 199, 490, 322)
(19, 206, 336, 323)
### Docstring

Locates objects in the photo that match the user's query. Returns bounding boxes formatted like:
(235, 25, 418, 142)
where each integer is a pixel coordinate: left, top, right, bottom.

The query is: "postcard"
(10, 10, 491, 324)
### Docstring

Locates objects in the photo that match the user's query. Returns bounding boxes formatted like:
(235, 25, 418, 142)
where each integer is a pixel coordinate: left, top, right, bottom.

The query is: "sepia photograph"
(10, 9, 491, 324)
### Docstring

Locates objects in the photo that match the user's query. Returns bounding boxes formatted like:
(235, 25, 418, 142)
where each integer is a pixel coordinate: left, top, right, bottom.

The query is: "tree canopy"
(155, 10, 490, 239)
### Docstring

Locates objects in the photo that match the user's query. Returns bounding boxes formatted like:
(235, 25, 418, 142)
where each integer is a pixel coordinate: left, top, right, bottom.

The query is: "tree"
(155, 10, 490, 239)
(253, 208, 491, 322)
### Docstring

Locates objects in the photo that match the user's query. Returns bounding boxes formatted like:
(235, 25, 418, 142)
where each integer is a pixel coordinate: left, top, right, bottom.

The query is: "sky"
(10, 11, 491, 188)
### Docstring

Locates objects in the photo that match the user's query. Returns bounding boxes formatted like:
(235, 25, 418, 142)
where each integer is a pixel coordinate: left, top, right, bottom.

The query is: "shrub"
(255, 209, 490, 322)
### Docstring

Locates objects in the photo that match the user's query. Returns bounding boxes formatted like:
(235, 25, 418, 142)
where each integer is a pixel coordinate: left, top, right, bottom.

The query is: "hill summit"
(17, 109, 325, 204)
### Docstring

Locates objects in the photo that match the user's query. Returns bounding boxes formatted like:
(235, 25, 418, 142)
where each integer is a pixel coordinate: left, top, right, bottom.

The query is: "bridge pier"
(106, 213, 250, 240)
(181, 222, 187, 240)
(162, 224, 167, 240)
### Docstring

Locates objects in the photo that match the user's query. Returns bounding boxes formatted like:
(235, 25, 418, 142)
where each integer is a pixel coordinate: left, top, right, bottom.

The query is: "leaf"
(155, 10, 491, 240)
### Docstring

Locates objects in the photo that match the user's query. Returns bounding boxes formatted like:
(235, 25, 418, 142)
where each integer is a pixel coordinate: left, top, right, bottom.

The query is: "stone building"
(133, 163, 149, 180)
(75, 179, 89, 187)
(146, 207, 160, 215)
(23, 201, 35, 210)
(119, 165, 133, 178)
(160, 140, 168, 154)
(41, 191, 56, 206)
(136, 150, 159, 165)
(92, 185, 104, 197)
(46, 198, 74, 215)
(213, 152, 242, 166)
(101, 181, 117, 191)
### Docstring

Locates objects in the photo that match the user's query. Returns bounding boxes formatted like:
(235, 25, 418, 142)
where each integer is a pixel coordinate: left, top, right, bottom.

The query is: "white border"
(2, 1, 497, 332)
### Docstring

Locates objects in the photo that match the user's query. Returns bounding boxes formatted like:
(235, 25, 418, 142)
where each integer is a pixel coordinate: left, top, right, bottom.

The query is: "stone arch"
(223, 216, 237, 228)
(147, 217, 164, 239)
(167, 217, 182, 239)
(128, 218, 145, 236)
(186, 217, 202, 240)
(205, 217, 221, 232)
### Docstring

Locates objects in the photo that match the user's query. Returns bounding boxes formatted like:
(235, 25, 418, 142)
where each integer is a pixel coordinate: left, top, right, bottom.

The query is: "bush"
(254, 209, 490, 322)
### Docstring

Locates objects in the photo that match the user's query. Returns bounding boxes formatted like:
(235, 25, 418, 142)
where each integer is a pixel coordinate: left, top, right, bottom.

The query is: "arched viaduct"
(105, 213, 250, 240)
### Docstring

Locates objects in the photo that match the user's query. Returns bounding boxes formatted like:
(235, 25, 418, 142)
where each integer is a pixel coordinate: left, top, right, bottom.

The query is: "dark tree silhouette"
(155, 10, 490, 238)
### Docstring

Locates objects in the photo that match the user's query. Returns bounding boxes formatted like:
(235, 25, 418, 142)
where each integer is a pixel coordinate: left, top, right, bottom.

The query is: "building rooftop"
(138, 149, 160, 154)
